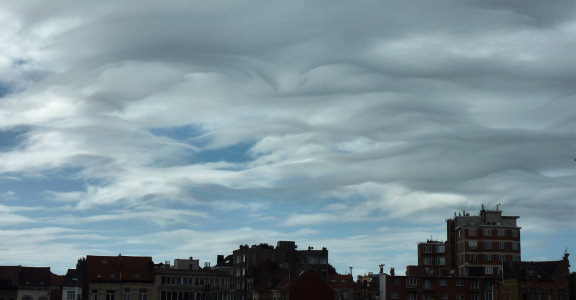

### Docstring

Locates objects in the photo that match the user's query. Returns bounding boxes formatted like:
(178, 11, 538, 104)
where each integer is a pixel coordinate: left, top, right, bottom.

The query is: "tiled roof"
(329, 274, 353, 289)
(0, 266, 20, 288)
(86, 255, 154, 282)
(19, 267, 52, 287)
(502, 260, 562, 281)
(63, 269, 82, 287)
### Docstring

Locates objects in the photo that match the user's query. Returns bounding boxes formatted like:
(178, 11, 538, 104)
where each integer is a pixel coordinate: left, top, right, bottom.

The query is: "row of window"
(91, 290, 148, 300)
(404, 278, 492, 289)
(423, 257, 445, 265)
(468, 254, 519, 262)
(422, 245, 445, 254)
(160, 291, 233, 300)
(160, 276, 228, 287)
(468, 241, 519, 250)
(468, 229, 518, 238)
(390, 292, 493, 300)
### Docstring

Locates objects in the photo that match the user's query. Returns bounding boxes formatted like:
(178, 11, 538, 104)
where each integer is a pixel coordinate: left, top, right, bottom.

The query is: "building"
(61, 269, 81, 300)
(496, 253, 570, 300)
(384, 271, 496, 300)
(445, 205, 521, 277)
(417, 240, 450, 277)
(231, 241, 329, 300)
(82, 255, 155, 300)
(328, 274, 354, 300)
(0, 266, 57, 300)
(155, 257, 233, 300)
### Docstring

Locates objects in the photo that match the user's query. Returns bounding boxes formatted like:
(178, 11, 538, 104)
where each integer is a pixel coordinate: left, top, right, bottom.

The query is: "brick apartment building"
(446, 205, 521, 278)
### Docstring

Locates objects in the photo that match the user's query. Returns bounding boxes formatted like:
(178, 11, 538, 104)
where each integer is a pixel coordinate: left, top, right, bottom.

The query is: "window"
(456, 294, 464, 300)
(511, 230, 518, 238)
(513, 255, 520, 262)
(470, 254, 478, 261)
(471, 280, 480, 290)
(469, 241, 478, 249)
(483, 229, 492, 236)
(485, 292, 493, 300)
(390, 293, 399, 299)
(407, 277, 417, 286)
(22, 296, 32, 300)
(497, 229, 505, 237)
(498, 242, 506, 249)
(124, 290, 130, 300)
(393, 278, 399, 285)
(407, 293, 417, 300)
(436, 257, 445, 265)
(512, 243, 519, 250)
(498, 255, 506, 262)
(424, 280, 432, 289)
(106, 291, 115, 300)
(440, 280, 448, 286)
(68, 292, 76, 300)
(472, 294, 480, 300)
(485, 281, 492, 290)
(92, 291, 98, 300)
(138, 290, 147, 300)
(436, 245, 445, 253)
(485, 254, 492, 262)
(469, 229, 477, 236)
(423, 246, 432, 253)
(424, 258, 432, 265)
(441, 294, 449, 300)
(456, 280, 464, 286)
(485, 266, 493, 274)
(484, 242, 492, 249)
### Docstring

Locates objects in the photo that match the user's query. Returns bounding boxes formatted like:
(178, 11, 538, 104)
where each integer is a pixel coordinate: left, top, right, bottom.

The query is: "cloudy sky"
(0, 1, 574, 275)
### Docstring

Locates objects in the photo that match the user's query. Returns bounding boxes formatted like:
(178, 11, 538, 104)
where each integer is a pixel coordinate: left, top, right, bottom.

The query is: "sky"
(0, 1, 575, 276)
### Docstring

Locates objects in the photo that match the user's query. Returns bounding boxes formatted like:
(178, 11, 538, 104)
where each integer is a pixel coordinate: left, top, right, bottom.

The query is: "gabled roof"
(86, 255, 154, 282)
(0, 266, 20, 288)
(502, 260, 563, 281)
(329, 274, 353, 289)
(19, 267, 52, 287)
(63, 269, 82, 287)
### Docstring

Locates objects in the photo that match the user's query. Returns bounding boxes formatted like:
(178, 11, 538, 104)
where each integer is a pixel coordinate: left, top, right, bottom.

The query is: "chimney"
(217, 255, 224, 264)
(390, 267, 395, 276)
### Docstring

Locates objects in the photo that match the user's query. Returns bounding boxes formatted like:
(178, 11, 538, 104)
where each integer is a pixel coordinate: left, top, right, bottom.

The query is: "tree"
(76, 257, 86, 270)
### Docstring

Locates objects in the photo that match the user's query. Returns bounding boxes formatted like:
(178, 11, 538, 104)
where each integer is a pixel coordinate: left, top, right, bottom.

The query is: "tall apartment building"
(445, 205, 521, 277)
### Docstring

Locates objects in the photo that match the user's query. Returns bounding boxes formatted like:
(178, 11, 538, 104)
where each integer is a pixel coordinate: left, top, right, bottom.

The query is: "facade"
(418, 240, 450, 276)
(155, 257, 233, 300)
(231, 241, 329, 300)
(83, 255, 155, 300)
(385, 272, 496, 300)
(0, 266, 56, 300)
(446, 205, 521, 277)
(61, 269, 81, 300)
(329, 274, 354, 300)
(496, 253, 571, 300)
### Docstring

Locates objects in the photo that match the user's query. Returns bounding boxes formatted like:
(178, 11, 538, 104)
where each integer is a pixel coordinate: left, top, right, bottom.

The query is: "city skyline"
(0, 1, 574, 276)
